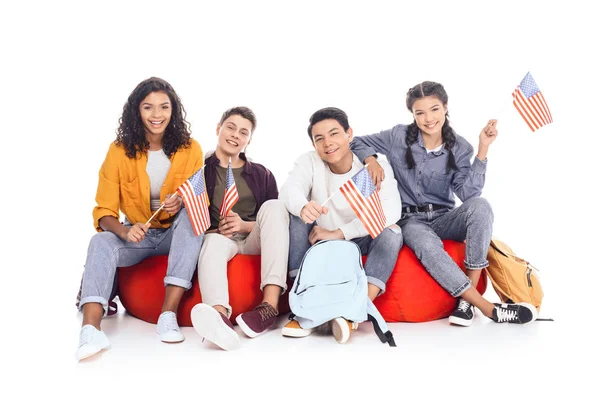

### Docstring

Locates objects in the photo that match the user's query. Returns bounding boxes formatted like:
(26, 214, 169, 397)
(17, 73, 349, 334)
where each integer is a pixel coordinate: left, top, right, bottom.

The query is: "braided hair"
(405, 81, 458, 173)
(115, 77, 192, 159)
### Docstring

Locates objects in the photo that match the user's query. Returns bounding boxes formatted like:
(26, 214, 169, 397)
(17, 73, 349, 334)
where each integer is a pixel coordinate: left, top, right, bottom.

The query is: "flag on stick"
(512, 72, 553, 132)
(339, 167, 386, 238)
(219, 160, 239, 218)
(177, 167, 210, 236)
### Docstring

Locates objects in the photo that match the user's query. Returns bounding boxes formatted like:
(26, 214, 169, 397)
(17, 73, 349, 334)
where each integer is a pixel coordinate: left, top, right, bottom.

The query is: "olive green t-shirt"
(209, 165, 257, 230)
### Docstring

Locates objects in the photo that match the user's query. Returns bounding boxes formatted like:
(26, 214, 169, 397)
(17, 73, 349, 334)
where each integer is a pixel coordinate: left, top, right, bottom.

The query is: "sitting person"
(350, 81, 538, 326)
(190, 107, 289, 351)
(76, 77, 204, 361)
(279, 107, 403, 344)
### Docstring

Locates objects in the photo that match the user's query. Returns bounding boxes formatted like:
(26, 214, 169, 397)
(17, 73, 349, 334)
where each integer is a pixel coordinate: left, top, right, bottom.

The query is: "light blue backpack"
(289, 240, 396, 347)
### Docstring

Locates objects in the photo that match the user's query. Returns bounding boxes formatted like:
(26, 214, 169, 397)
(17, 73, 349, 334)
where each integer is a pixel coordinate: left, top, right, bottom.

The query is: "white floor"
(63, 290, 591, 400)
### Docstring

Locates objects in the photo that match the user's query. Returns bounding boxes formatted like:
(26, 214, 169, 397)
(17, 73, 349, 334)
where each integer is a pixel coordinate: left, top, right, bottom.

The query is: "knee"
(88, 231, 119, 251)
(257, 199, 289, 223)
(379, 225, 403, 248)
(464, 197, 494, 222)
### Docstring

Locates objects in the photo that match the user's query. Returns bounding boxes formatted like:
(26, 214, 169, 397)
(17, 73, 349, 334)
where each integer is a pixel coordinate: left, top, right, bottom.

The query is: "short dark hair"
(219, 106, 257, 132)
(307, 107, 350, 142)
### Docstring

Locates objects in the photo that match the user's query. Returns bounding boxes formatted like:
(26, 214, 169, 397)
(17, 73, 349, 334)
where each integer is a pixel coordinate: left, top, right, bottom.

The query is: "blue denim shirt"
(350, 124, 486, 209)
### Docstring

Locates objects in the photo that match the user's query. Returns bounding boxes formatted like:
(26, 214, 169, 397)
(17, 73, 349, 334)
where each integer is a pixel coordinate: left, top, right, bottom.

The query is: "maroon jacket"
(204, 152, 279, 219)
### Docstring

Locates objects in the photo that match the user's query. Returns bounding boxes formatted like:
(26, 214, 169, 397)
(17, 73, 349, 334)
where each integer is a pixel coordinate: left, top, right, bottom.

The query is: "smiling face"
(139, 91, 172, 140)
(216, 114, 253, 157)
(411, 95, 447, 138)
(311, 118, 354, 172)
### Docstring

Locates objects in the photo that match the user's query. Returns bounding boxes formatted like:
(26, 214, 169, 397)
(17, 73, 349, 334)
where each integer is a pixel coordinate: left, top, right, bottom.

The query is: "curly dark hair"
(405, 81, 458, 173)
(115, 77, 192, 158)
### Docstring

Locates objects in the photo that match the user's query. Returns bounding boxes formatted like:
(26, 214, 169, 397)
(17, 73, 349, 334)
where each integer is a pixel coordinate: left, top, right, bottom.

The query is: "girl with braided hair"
(350, 81, 538, 326)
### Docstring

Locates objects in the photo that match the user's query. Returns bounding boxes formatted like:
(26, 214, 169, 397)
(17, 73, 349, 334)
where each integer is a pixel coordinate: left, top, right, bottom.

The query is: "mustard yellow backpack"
(486, 238, 544, 312)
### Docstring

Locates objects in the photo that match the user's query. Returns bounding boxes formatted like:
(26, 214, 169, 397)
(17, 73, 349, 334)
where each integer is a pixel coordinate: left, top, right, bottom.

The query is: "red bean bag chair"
(118, 240, 485, 326)
(374, 240, 487, 322)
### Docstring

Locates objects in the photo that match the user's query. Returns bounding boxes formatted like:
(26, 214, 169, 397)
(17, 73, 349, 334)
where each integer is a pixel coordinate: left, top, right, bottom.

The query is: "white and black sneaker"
(491, 302, 538, 324)
(449, 298, 475, 327)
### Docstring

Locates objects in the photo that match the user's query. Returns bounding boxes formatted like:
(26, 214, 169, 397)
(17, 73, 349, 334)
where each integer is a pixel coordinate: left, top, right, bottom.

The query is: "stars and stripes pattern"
(339, 167, 386, 238)
(512, 72, 553, 132)
(176, 167, 210, 236)
(219, 161, 239, 218)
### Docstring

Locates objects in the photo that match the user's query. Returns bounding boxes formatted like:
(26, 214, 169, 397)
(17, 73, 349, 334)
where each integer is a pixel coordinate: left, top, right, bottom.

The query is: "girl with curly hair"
(350, 81, 538, 327)
(76, 77, 204, 361)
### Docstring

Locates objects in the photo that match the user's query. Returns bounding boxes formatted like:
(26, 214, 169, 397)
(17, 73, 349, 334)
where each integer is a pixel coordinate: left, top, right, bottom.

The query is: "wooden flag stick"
(321, 163, 370, 207)
(145, 193, 178, 226)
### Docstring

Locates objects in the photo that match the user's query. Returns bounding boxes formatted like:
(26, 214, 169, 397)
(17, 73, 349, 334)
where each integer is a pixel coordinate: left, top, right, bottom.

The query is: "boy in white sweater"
(279, 107, 403, 344)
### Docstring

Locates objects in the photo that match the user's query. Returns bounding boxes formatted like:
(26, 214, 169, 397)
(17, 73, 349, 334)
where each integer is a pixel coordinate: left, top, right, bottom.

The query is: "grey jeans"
(288, 214, 403, 293)
(399, 197, 493, 297)
(79, 208, 204, 315)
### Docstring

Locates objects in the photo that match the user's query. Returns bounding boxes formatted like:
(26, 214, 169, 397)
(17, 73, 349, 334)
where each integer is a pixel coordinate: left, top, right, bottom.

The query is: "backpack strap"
(366, 301, 396, 347)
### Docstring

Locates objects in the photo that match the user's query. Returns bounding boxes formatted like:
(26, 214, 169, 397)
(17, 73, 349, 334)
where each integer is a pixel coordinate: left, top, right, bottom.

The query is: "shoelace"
(457, 299, 471, 313)
(79, 326, 96, 346)
(158, 312, 180, 333)
(495, 306, 518, 322)
(256, 302, 278, 321)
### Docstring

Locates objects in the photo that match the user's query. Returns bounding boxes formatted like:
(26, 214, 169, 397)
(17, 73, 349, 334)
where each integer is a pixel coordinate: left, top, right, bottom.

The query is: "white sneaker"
(331, 317, 359, 344)
(75, 325, 110, 361)
(157, 311, 185, 343)
(190, 303, 240, 351)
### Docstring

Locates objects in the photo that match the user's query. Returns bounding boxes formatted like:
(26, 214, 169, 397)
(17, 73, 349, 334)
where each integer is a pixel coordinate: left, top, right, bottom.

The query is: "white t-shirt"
(280, 152, 402, 240)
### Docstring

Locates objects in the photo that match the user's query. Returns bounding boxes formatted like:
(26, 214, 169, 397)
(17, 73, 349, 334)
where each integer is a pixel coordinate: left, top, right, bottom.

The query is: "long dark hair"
(405, 81, 457, 173)
(115, 77, 192, 158)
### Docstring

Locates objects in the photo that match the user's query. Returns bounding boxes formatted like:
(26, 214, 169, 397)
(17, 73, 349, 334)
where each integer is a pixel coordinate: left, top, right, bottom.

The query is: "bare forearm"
(99, 216, 128, 240)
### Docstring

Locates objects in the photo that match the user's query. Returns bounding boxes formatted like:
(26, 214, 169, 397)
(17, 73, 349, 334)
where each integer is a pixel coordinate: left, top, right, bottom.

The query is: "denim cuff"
(79, 296, 108, 316)
(451, 280, 472, 297)
(288, 268, 299, 279)
(367, 276, 386, 294)
(164, 276, 192, 290)
(464, 259, 489, 270)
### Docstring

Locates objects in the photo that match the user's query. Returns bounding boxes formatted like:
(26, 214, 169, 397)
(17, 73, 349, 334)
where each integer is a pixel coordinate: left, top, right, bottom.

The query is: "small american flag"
(177, 167, 210, 236)
(512, 72, 553, 132)
(339, 167, 386, 238)
(219, 161, 239, 218)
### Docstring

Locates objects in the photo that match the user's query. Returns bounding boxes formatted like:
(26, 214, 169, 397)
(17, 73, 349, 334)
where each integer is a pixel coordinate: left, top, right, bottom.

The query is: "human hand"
(163, 193, 183, 215)
(126, 222, 149, 243)
(308, 226, 344, 245)
(478, 119, 498, 154)
(365, 156, 384, 190)
(218, 211, 249, 238)
(300, 200, 328, 224)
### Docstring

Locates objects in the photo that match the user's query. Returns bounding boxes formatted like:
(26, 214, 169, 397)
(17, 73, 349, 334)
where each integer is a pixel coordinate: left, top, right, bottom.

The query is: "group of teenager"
(75, 77, 538, 361)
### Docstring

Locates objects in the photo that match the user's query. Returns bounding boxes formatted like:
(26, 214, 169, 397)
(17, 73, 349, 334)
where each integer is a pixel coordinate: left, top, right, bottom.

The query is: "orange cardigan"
(92, 139, 204, 231)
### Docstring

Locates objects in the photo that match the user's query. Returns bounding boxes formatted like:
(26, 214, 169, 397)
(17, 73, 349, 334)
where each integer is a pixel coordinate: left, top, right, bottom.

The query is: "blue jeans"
(399, 197, 493, 297)
(288, 214, 403, 293)
(79, 208, 204, 315)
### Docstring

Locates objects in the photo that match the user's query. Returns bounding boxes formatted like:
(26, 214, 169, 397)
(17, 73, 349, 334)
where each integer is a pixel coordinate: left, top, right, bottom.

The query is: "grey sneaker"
(449, 298, 475, 327)
(157, 311, 185, 343)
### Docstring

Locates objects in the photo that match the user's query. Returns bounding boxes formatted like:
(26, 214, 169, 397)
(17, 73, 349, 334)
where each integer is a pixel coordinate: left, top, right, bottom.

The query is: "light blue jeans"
(399, 197, 493, 297)
(288, 214, 403, 293)
(79, 208, 204, 315)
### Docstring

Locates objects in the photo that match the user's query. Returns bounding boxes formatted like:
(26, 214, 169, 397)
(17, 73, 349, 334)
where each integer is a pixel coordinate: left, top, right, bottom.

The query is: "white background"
(2, 0, 598, 398)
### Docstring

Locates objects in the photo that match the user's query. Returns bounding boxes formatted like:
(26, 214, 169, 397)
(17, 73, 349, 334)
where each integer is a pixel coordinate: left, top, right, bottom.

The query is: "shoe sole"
(331, 318, 350, 344)
(449, 315, 474, 327)
(517, 302, 538, 324)
(191, 304, 240, 351)
(75, 338, 110, 361)
(281, 325, 313, 338)
(235, 314, 261, 338)
(158, 331, 185, 343)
